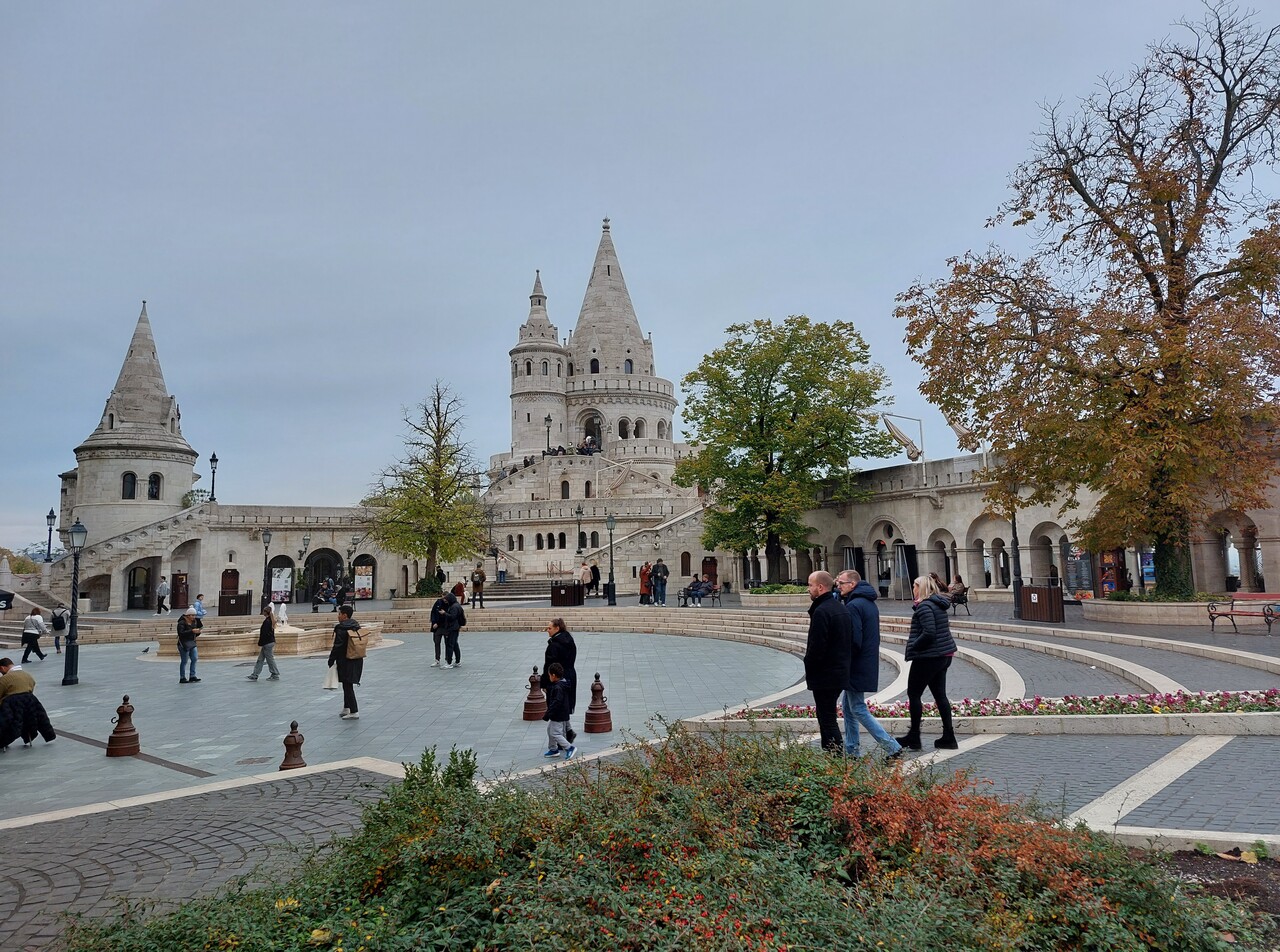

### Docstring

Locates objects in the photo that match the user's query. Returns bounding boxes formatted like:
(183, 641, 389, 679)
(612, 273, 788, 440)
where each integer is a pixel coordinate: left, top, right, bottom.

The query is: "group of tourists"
(19, 605, 69, 662)
(804, 568, 956, 758)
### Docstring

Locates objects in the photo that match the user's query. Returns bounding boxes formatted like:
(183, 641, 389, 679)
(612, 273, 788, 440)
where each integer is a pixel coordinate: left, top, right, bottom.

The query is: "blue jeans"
(653, 579, 667, 605)
(842, 690, 901, 756)
(179, 641, 198, 680)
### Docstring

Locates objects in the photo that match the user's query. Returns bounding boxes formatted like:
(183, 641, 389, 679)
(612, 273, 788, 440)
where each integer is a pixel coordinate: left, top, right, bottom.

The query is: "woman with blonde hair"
(897, 575, 958, 751)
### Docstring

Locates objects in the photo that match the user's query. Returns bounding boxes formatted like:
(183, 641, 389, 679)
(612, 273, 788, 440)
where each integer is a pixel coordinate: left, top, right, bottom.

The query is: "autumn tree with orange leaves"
(897, 3, 1280, 597)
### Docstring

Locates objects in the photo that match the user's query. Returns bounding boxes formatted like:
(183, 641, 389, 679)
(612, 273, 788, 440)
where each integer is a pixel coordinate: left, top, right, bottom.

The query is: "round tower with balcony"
(508, 271, 570, 458)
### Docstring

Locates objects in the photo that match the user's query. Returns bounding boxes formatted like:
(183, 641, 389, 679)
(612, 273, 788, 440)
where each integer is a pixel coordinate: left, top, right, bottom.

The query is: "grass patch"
(66, 730, 1272, 950)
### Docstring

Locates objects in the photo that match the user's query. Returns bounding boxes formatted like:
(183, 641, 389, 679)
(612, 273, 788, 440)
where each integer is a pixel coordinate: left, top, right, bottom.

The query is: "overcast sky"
(0, 1, 1243, 552)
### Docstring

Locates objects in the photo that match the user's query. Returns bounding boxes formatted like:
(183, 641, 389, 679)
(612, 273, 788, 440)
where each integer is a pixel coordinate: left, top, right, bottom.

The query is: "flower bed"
(729, 689, 1280, 720)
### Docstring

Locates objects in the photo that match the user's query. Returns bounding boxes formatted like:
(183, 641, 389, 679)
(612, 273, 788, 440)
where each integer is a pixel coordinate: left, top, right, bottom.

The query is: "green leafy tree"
(674, 315, 896, 583)
(4, 546, 42, 573)
(897, 4, 1280, 597)
(359, 382, 488, 581)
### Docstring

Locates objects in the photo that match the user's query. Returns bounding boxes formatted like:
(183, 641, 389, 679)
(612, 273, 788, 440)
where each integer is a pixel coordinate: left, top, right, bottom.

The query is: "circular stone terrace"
(0, 598, 1277, 948)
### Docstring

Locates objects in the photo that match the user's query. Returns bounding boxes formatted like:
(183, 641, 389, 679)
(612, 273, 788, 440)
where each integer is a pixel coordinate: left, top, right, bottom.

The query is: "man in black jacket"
(804, 571, 851, 752)
(429, 591, 449, 667)
(441, 591, 466, 668)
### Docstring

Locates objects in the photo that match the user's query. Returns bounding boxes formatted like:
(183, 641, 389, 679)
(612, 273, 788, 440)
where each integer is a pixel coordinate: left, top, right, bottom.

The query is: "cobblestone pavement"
(0, 766, 392, 951)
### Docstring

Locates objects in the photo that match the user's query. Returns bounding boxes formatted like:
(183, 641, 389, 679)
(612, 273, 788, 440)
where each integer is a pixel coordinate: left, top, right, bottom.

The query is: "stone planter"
(156, 622, 383, 659)
(1080, 599, 1217, 627)
(739, 592, 810, 609)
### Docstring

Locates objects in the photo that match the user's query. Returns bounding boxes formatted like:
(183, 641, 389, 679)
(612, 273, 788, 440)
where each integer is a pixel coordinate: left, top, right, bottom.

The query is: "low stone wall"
(156, 623, 384, 659)
(739, 592, 810, 608)
(1080, 599, 1219, 627)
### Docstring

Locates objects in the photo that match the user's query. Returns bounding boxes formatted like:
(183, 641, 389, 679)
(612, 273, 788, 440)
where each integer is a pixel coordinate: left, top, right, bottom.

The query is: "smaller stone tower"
(509, 272, 570, 456)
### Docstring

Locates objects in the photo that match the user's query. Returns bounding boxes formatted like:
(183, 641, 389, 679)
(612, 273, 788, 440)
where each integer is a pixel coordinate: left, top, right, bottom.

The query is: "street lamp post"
(297, 532, 311, 603)
(605, 513, 617, 606)
(261, 528, 272, 609)
(347, 535, 360, 589)
(544, 414, 552, 453)
(62, 519, 88, 686)
(209, 453, 218, 502)
(1010, 509, 1024, 620)
(575, 504, 584, 554)
(45, 508, 56, 562)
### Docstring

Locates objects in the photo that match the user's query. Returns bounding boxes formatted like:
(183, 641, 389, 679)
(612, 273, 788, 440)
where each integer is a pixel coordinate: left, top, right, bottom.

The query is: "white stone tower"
(565, 218, 678, 475)
(59, 302, 199, 542)
(509, 271, 570, 455)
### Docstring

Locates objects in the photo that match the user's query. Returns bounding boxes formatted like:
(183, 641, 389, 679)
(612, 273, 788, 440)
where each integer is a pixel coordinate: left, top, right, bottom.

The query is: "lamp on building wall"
(45, 508, 56, 562)
(575, 504, 584, 554)
(62, 519, 88, 686)
(605, 512, 617, 606)
(347, 535, 360, 587)
(208, 453, 218, 502)
(544, 414, 553, 452)
(261, 527, 272, 609)
(298, 532, 312, 601)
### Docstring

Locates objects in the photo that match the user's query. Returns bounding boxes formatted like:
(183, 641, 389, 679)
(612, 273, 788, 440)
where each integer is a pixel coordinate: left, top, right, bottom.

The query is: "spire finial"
(602, 217, 610, 231)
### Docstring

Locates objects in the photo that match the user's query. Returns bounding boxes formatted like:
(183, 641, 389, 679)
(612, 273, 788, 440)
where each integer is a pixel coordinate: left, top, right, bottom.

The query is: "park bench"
(1206, 592, 1280, 633)
(677, 586, 721, 608)
(949, 585, 971, 616)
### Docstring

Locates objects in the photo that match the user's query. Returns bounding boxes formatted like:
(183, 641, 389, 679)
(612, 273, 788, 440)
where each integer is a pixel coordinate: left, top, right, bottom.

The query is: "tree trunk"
(1153, 534, 1193, 599)
(765, 531, 786, 585)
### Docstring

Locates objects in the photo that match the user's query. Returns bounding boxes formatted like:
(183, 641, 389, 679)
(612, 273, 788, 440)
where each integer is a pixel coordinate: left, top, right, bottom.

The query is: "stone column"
(1191, 533, 1226, 594)
(109, 568, 127, 613)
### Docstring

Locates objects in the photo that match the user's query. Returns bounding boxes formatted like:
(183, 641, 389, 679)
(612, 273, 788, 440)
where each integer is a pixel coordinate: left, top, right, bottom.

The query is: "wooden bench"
(1206, 592, 1280, 633)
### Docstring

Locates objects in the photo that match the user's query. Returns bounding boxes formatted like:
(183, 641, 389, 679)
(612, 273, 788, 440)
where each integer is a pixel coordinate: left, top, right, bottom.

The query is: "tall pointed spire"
(573, 218, 644, 340)
(108, 301, 171, 418)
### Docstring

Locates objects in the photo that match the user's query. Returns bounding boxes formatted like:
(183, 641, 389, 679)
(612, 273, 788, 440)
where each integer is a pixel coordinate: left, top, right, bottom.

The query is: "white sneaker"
(339, 708, 350, 718)
(341, 712, 360, 720)
(430, 660, 440, 667)
(444, 662, 454, 668)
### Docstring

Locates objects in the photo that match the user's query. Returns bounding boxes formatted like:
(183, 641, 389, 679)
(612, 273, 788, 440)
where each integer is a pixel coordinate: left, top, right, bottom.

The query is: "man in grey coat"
(836, 570, 903, 759)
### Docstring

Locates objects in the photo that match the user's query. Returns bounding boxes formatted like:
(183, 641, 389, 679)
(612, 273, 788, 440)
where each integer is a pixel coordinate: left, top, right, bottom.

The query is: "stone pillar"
(108, 569, 127, 613)
(1191, 533, 1226, 594)
(1239, 528, 1261, 592)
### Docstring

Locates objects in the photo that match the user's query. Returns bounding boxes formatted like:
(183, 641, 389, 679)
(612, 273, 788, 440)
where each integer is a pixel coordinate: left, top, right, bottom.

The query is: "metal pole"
(607, 525, 617, 606)
(1010, 509, 1023, 619)
(262, 541, 271, 610)
(45, 509, 55, 562)
(63, 549, 81, 685)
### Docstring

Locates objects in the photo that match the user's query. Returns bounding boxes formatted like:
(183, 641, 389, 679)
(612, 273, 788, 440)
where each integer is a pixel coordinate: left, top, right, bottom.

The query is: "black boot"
(896, 733, 922, 751)
(933, 734, 959, 750)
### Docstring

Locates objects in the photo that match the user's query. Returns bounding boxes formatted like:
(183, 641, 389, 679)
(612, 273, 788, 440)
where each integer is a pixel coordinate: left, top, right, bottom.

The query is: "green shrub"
(1107, 590, 1228, 602)
(414, 577, 442, 597)
(65, 733, 1271, 951)
(747, 583, 809, 594)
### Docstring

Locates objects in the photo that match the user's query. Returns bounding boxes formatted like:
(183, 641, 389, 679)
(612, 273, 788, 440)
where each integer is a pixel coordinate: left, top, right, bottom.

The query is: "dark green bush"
(414, 577, 442, 597)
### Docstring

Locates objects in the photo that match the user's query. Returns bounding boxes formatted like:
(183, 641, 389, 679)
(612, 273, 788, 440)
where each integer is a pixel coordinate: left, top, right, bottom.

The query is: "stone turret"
(509, 272, 570, 456)
(60, 302, 199, 542)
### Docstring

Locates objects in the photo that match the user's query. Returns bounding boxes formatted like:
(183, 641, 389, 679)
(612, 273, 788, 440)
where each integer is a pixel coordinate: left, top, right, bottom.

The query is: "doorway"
(127, 565, 151, 610)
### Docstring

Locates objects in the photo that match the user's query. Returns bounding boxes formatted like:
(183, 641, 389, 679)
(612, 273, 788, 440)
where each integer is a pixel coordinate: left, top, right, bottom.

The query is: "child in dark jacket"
(541, 662, 577, 761)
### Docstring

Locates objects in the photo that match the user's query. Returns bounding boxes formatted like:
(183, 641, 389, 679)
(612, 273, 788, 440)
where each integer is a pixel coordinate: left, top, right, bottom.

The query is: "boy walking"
(541, 662, 577, 760)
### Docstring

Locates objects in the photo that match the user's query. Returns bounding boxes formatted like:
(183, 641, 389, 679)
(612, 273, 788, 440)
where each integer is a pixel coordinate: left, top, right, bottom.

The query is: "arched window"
(618, 419, 631, 439)
(560, 480, 570, 500)
(525, 360, 533, 375)
(590, 358, 600, 374)
(541, 360, 549, 375)
(536, 534, 544, 550)
(512, 362, 518, 379)
(108, 413, 115, 429)
(121, 472, 137, 499)
(517, 534, 524, 551)
(507, 535, 515, 550)
(624, 359, 633, 374)
(585, 480, 593, 498)
(557, 361, 562, 377)
(568, 362, 574, 376)
(578, 531, 587, 550)
(634, 419, 646, 438)
(147, 473, 162, 500)
(681, 551, 692, 575)
(558, 532, 567, 549)
(547, 532, 556, 550)
(590, 531, 600, 548)
(657, 420, 667, 440)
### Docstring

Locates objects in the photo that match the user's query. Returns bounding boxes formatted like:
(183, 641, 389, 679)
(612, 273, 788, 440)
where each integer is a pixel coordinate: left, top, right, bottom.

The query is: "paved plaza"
(2, 601, 1278, 949)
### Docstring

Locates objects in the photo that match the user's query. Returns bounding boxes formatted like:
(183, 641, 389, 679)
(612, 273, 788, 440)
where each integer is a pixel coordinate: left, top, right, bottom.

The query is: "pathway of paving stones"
(2, 601, 1278, 949)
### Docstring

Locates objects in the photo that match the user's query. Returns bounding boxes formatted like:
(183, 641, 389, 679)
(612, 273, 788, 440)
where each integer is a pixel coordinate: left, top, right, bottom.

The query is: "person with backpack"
(328, 605, 365, 720)
(470, 563, 486, 609)
(50, 603, 70, 654)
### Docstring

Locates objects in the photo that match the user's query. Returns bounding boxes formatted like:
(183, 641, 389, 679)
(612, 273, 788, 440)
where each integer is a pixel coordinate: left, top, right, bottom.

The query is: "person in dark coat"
(898, 575, 959, 751)
(441, 591, 466, 667)
(540, 618, 579, 737)
(177, 608, 202, 683)
(541, 662, 576, 760)
(247, 606, 280, 680)
(803, 571, 851, 752)
(429, 592, 449, 667)
(335, 579, 352, 612)
(836, 570, 902, 759)
(0, 658, 56, 750)
(328, 606, 364, 719)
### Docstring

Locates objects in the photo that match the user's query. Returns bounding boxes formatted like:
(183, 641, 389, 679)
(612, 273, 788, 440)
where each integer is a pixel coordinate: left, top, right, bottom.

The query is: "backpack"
(345, 626, 368, 660)
(52, 612, 67, 632)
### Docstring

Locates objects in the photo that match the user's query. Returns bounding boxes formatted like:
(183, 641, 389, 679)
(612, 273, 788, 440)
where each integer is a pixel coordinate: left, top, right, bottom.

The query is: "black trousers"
(445, 631, 461, 664)
(155, 597, 168, 613)
(811, 688, 843, 752)
(432, 629, 444, 661)
(906, 655, 953, 738)
(342, 680, 358, 713)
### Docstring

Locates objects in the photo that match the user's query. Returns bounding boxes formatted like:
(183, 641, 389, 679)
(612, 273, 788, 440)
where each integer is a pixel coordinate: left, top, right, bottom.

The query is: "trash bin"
(1019, 585, 1064, 623)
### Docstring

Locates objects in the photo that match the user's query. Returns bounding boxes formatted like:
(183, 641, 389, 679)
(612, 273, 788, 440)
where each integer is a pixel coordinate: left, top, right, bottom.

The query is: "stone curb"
(680, 711, 1280, 736)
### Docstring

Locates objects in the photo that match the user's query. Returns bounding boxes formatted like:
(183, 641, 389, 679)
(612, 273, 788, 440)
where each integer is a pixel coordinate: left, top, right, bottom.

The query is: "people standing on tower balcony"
(155, 575, 170, 615)
(651, 559, 669, 606)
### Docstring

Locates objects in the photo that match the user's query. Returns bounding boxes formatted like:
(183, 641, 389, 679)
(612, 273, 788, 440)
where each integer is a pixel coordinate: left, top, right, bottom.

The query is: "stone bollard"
(106, 695, 141, 757)
(584, 673, 613, 733)
(280, 720, 306, 770)
(522, 666, 547, 721)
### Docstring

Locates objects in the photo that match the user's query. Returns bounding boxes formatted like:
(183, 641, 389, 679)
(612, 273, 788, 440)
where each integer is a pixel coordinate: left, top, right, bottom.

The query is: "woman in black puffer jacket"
(898, 575, 958, 751)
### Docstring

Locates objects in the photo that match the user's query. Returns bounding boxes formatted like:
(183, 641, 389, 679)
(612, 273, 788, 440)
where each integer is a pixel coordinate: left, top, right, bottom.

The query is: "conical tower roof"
(515, 270, 563, 346)
(573, 218, 645, 340)
(76, 302, 196, 458)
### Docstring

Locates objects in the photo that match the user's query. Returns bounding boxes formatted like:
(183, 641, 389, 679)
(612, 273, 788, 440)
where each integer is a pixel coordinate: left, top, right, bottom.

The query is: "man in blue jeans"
(836, 570, 902, 759)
